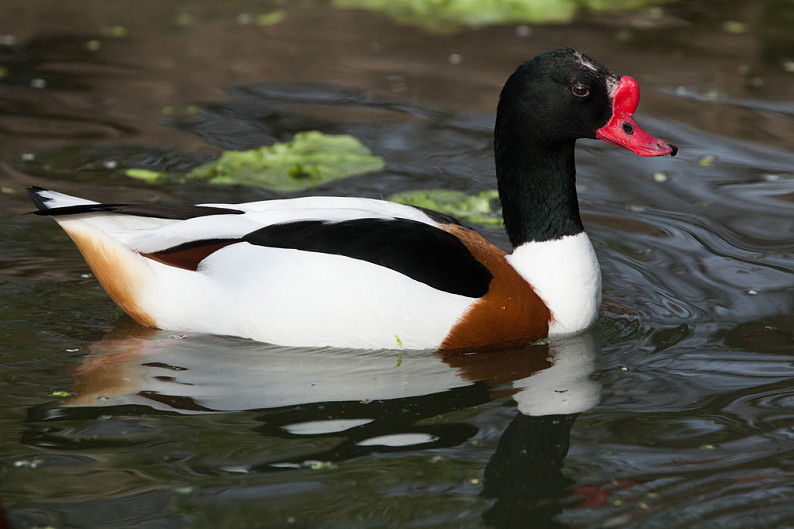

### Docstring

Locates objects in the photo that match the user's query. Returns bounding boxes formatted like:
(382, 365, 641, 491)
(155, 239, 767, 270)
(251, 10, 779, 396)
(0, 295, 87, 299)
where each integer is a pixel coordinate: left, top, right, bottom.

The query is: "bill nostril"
(622, 122, 634, 135)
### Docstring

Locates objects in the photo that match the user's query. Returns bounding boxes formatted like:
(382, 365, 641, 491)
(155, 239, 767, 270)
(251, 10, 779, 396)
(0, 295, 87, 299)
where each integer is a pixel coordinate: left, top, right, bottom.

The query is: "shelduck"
(29, 48, 676, 351)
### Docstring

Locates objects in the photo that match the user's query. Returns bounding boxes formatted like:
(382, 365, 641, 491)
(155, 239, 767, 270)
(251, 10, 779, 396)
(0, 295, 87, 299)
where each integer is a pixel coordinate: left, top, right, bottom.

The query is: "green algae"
(389, 188, 502, 226)
(125, 131, 384, 191)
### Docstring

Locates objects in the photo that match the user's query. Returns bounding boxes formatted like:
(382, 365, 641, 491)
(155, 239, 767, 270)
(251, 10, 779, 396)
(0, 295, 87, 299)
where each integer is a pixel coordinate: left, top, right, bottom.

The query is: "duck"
(29, 48, 676, 352)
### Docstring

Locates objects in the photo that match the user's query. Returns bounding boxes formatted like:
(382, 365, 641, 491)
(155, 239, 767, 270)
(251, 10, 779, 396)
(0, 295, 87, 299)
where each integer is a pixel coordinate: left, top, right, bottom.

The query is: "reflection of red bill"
(596, 76, 678, 157)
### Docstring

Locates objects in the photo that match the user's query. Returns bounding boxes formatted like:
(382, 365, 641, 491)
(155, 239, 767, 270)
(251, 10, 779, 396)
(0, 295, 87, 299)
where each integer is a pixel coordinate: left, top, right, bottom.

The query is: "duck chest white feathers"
(506, 232, 601, 335)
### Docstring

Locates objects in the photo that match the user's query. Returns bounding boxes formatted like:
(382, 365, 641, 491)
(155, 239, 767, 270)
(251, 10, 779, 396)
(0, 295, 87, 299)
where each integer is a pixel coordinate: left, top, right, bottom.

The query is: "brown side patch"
(64, 226, 157, 328)
(141, 240, 238, 271)
(438, 225, 550, 353)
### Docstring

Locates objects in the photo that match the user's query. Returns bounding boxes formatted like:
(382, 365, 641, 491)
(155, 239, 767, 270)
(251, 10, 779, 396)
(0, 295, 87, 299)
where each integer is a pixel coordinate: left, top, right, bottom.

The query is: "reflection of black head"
(482, 412, 578, 529)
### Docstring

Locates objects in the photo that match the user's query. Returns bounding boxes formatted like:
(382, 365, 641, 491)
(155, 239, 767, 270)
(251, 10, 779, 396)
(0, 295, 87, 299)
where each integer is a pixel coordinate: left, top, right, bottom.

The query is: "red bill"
(596, 76, 677, 157)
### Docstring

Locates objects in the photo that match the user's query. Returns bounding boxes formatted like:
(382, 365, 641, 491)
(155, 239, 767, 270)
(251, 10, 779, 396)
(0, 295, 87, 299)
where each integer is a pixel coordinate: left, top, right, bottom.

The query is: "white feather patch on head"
(573, 50, 599, 73)
(605, 75, 620, 98)
(571, 50, 620, 99)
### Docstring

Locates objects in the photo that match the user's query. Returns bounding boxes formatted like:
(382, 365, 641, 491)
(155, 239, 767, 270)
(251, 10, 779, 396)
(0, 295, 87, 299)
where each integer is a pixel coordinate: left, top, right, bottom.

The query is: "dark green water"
(2, 1, 794, 528)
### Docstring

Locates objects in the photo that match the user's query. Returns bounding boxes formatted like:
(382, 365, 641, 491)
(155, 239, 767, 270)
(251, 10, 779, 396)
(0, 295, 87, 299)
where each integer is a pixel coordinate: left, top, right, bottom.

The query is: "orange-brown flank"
(439, 225, 550, 352)
(64, 227, 157, 328)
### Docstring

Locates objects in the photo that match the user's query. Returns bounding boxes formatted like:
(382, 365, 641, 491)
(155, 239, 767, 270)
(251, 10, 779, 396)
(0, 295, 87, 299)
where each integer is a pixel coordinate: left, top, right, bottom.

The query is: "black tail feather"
(27, 187, 244, 220)
(27, 186, 53, 212)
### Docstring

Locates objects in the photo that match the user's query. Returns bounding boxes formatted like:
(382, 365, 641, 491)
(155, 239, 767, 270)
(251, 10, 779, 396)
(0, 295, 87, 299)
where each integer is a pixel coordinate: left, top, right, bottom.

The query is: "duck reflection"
(33, 319, 600, 527)
(61, 319, 599, 417)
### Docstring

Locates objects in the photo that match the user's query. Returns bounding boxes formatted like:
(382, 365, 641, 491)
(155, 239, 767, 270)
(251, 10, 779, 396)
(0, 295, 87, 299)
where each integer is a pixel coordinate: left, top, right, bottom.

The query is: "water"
(2, 1, 794, 527)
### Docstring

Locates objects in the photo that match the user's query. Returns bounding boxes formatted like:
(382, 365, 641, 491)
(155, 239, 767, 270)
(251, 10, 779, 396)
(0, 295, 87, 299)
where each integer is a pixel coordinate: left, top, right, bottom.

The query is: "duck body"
(29, 190, 586, 350)
(29, 49, 676, 351)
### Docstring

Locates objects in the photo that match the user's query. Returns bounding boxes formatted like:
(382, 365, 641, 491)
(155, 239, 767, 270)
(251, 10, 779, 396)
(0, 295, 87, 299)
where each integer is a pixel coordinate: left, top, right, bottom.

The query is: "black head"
(496, 48, 676, 156)
(496, 48, 617, 145)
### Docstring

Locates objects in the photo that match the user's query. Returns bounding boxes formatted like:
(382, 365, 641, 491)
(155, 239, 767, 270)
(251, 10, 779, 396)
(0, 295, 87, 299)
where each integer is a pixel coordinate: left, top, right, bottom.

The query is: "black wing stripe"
(32, 203, 244, 219)
(243, 218, 492, 298)
(27, 188, 243, 220)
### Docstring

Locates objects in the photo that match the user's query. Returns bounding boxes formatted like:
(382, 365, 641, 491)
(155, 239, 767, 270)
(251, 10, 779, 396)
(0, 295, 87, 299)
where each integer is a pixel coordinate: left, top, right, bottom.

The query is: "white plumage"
(35, 189, 478, 349)
(507, 233, 602, 336)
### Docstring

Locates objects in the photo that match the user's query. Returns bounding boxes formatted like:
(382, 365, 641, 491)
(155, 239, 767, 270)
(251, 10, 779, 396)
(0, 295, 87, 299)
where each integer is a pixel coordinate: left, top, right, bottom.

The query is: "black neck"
(495, 132, 584, 248)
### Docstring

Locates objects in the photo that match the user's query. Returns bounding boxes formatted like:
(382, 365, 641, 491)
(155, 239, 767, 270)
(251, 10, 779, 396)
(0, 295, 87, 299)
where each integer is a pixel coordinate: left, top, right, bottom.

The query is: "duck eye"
(572, 83, 590, 97)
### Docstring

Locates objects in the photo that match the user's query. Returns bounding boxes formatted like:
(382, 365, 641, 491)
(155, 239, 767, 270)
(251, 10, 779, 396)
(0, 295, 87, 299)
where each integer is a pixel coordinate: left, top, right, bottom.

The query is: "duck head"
(496, 48, 677, 157)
